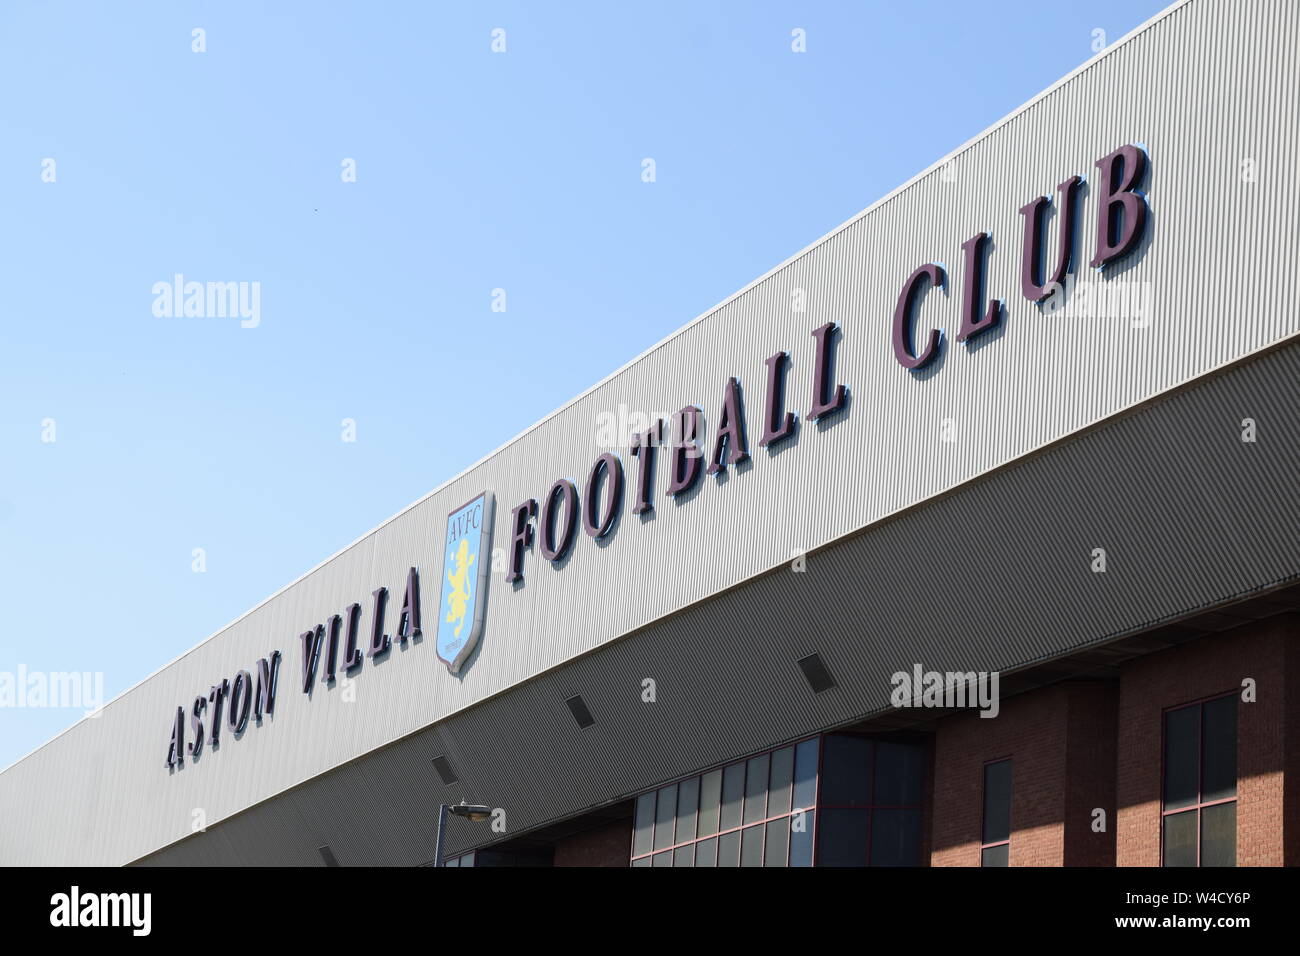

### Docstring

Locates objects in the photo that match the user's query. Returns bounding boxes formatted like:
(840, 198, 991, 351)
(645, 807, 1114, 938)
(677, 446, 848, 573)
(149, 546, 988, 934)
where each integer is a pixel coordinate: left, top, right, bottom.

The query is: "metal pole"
(434, 803, 449, 867)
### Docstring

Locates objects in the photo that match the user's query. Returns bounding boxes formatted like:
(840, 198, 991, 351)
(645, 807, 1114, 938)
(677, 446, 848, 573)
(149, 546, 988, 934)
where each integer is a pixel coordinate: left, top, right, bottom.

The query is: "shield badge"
(436, 492, 495, 674)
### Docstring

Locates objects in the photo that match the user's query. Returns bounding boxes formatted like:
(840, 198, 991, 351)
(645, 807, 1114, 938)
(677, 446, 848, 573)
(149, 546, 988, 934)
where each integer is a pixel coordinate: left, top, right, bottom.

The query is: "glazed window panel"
(768, 746, 794, 816)
(740, 825, 764, 867)
(720, 764, 745, 831)
(1200, 695, 1237, 804)
(1161, 694, 1237, 867)
(789, 809, 815, 867)
(875, 741, 923, 807)
(792, 738, 819, 809)
(764, 818, 790, 867)
(653, 783, 677, 851)
(1200, 802, 1236, 868)
(815, 808, 869, 867)
(1163, 704, 1199, 811)
(717, 829, 741, 867)
(870, 808, 920, 867)
(697, 769, 722, 838)
(629, 735, 920, 867)
(629, 737, 821, 867)
(1162, 811, 1197, 868)
(743, 754, 770, 824)
(820, 734, 872, 807)
(676, 776, 699, 844)
(982, 760, 1012, 846)
(981, 759, 1012, 867)
(980, 843, 1009, 868)
(632, 791, 655, 857)
(694, 836, 718, 867)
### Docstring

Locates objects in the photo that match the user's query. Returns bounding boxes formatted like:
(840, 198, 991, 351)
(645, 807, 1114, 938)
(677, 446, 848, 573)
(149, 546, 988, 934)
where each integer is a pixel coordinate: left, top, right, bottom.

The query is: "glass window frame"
(1160, 691, 1238, 868)
(813, 733, 927, 867)
(628, 736, 820, 867)
(979, 757, 1012, 867)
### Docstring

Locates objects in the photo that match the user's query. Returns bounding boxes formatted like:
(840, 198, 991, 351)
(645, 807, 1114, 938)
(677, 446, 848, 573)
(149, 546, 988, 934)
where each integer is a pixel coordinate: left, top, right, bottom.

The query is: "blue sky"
(0, 0, 1171, 769)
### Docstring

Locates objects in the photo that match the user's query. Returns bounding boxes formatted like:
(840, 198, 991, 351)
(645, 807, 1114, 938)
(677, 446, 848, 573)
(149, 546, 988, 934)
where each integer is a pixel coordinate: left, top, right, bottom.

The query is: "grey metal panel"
(5, 0, 1300, 865)
(139, 334, 1300, 865)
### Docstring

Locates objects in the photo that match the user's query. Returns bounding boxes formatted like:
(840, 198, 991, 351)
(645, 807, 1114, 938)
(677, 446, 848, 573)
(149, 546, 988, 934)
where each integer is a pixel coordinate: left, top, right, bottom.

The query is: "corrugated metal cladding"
(3, 0, 1298, 866)
(140, 334, 1300, 865)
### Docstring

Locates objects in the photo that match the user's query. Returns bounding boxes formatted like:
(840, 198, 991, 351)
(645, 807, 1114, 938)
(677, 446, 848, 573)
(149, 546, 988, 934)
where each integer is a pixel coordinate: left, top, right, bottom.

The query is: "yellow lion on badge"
(445, 539, 476, 637)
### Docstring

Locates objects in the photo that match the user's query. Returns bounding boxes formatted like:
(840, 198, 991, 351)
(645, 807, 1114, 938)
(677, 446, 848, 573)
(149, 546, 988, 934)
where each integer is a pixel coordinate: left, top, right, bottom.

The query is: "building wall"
(553, 818, 633, 867)
(931, 683, 1118, 866)
(5, 0, 1300, 867)
(1115, 616, 1297, 866)
(932, 619, 1298, 868)
(1063, 683, 1119, 867)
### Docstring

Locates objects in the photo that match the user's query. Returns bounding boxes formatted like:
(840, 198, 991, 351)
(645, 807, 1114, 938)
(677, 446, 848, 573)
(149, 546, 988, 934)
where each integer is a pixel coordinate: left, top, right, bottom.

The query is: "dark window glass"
(768, 746, 794, 816)
(1201, 695, 1237, 803)
(874, 741, 923, 807)
(1162, 695, 1238, 867)
(870, 808, 921, 867)
(632, 791, 655, 857)
(815, 808, 868, 867)
(653, 783, 677, 851)
(980, 843, 1009, 867)
(820, 735, 872, 807)
(790, 809, 815, 867)
(694, 837, 718, 867)
(792, 738, 819, 809)
(1163, 704, 1199, 811)
(720, 763, 745, 831)
(1163, 810, 1198, 867)
(744, 754, 770, 824)
(676, 776, 700, 844)
(765, 818, 790, 867)
(444, 857, 459, 868)
(982, 760, 1012, 846)
(717, 829, 741, 867)
(697, 769, 722, 838)
(740, 825, 764, 867)
(1200, 802, 1236, 867)
(629, 735, 917, 867)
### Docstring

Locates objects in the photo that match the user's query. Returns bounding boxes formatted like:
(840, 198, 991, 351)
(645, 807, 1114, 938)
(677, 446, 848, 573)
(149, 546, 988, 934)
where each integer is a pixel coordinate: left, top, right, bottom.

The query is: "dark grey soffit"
(136, 336, 1300, 866)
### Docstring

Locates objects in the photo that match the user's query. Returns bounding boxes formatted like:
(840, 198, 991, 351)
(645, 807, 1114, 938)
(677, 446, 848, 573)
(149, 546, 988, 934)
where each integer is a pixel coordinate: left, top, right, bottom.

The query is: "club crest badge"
(436, 492, 494, 674)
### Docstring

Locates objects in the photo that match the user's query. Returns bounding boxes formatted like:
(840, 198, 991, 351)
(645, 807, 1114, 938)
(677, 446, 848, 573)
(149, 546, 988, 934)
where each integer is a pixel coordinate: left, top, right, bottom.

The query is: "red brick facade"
(929, 615, 1298, 867)
(1116, 616, 1296, 867)
(553, 817, 632, 867)
(539, 616, 1297, 867)
(931, 681, 1117, 866)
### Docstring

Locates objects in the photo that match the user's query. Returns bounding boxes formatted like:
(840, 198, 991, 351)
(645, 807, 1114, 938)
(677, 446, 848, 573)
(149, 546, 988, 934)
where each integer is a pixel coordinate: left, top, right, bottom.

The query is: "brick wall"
(1115, 615, 1296, 867)
(553, 816, 632, 867)
(930, 681, 1119, 866)
(1063, 682, 1119, 866)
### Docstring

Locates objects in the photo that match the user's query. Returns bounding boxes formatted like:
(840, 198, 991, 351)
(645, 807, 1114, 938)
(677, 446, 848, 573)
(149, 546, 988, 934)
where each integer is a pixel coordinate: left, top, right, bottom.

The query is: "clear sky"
(0, 0, 1172, 770)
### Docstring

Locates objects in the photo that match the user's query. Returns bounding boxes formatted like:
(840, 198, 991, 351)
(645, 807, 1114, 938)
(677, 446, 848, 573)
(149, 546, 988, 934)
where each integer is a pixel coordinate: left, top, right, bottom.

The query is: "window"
(981, 759, 1011, 867)
(631, 734, 925, 867)
(814, 736, 924, 866)
(1162, 694, 1237, 867)
(630, 738, 819, 867)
